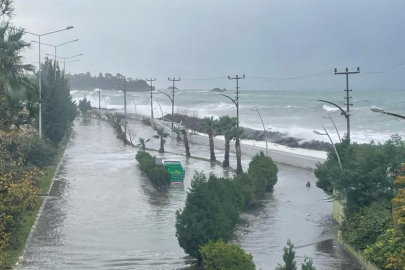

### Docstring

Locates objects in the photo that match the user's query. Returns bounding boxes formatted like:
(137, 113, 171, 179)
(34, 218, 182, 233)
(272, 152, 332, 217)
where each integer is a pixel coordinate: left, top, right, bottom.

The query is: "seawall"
(128, 113, 326, 170)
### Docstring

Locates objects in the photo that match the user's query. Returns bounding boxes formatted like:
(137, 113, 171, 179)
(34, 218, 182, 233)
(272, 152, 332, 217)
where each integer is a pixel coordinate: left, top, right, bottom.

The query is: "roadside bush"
(176, 172, 244, 259)
(20, 134, 56, 168)
(199, 239, 256, 270)
(234, 173, 265, 207)
(315, 136, 405, 212)
(148, 166, 171, 188)
(364, 228, 405, 270)
(341, 204, 391, 250)
(135, 150, 170, 189)
(248, 151, 278, 192)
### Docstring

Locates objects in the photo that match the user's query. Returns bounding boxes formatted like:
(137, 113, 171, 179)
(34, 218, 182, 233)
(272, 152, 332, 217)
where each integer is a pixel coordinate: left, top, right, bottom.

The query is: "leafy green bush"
(234, 172, 265, 207)
(315, 136, 405, 211)
(248, 151, 278, 192)
(364, 228, 405, 270)
(135, 151, 170, 189)
(20, 134, 56, 168)
(199, 239, 256, 270)
(176, 172, 244, 259)
(78, 96, 92, 116)
(148, 166, 171, 188)
(341, 204, 391, 250)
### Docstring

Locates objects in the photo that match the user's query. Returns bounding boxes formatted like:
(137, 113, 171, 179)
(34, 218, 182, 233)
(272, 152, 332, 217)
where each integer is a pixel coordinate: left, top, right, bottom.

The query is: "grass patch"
(2, 129, 71, 268)
(2, 202, 42, 267)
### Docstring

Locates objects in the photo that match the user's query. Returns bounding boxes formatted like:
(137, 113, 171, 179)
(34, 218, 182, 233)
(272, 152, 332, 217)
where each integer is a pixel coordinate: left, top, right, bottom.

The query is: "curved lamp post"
(318, 99, 349, 142)
(313, 125, 342, 171)
(24, 26, 74, 137)
(370, 106, 405, 120)
(130, 96, 137, 114)
(157, 91, 174, 128)
(251, 107, 269, 156)
(153, 99, 165, 124)
(322, 114, 342, 143)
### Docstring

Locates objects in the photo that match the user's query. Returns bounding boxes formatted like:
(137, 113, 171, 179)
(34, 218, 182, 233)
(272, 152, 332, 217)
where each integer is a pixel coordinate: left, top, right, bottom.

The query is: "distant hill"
(68, 72, 153, 92)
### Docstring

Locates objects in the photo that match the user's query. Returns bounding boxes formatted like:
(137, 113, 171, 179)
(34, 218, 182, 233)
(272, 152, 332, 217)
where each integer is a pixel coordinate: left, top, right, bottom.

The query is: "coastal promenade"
(126, 112, 327, 170)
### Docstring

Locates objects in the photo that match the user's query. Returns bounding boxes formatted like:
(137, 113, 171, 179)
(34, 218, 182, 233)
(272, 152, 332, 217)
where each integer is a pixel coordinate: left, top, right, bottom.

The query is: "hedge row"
(135, 151, 171, 189)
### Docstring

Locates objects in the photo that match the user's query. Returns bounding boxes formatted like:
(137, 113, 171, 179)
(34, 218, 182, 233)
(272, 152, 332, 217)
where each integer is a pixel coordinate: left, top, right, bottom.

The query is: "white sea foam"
(322, 105, 339, 112)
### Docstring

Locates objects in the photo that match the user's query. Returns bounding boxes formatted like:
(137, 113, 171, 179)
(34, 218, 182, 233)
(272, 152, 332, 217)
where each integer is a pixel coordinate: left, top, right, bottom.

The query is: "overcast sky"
(13, 0, 405, 90)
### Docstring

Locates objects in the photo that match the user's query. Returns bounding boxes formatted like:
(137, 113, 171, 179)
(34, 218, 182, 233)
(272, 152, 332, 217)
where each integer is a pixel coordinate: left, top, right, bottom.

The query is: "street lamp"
(24, 26, 74, 137)
(370, 106, 405, 120)
(116, 77, 127, 144)
(313, 125, 343, 171)
(130, 96, 137, 114)
(31, 39, 78, 68)
(153, 99, 165, 124)
(251, 107, 269, 156)
(322, 114, 342, 143)
(318, 99, 349, 142)
(157, 90, 174, 128)
(46, 53, 83, 71)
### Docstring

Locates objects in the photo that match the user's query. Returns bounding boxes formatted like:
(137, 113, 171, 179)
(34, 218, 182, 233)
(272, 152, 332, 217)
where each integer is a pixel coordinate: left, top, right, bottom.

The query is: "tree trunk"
(223, 137, 230, 167)
(159, 138, 164, 153)
(209, 134, 216, 161)
(183, 131, 191, 157)
(235, 138, 243, 174)
(176, 133, 181, 141)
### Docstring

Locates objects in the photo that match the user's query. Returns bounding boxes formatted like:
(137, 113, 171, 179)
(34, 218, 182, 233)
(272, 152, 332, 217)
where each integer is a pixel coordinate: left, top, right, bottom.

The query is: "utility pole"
(228, 75, 245, 128)
(146, 78, 156, 119)
(334, 67, 360, 143)
(98, 88, 101, 113)
(124, 77, 127, 144)
(168, 77, 180, 128)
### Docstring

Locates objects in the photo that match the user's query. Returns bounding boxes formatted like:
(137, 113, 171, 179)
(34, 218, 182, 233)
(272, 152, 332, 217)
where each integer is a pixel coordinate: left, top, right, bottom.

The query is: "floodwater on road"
(19, 117, 363, 270)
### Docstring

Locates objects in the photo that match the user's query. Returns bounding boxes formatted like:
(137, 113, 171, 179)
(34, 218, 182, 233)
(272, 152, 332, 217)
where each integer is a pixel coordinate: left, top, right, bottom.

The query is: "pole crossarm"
(318, 100, 348, 117)
(157, 90, 173, 103)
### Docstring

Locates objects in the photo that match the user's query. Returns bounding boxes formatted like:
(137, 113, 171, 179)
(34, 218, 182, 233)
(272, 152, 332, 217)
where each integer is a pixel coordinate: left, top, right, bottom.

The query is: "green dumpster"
(164, 161, 185, 183)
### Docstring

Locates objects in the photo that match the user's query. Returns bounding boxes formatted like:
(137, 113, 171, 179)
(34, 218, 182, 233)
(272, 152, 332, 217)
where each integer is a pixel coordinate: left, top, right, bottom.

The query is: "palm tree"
(218, 116, 237, 168)
(172, 126, 182, 141)
(138, 138, 146, 150)
(0, 22, 35, 96)
(153, 127, 169, 153)
(180, 127, 191, 157)
(231, 127, 244, 174)
(200, 116, 218, 161)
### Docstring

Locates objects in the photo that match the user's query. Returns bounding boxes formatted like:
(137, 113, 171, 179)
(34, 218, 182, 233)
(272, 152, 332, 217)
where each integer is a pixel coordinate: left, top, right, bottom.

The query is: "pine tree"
(275, 240, 297, 270)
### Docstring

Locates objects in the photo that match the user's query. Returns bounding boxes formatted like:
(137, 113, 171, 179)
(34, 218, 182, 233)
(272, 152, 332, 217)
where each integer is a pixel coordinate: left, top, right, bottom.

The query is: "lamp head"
(370, 106, 385, 113)
(66, 26, 74, 30)
(313, 130, 324, 135)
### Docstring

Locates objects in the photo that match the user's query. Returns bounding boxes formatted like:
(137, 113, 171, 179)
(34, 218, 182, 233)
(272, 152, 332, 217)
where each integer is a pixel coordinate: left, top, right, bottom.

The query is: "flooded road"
(20, 118, 362, 269)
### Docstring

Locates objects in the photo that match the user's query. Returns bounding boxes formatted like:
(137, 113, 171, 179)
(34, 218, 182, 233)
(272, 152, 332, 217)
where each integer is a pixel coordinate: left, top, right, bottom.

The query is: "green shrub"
(234, 173, 266, 207)
(364, 228, 405, 269)
(136, 151, 170, 189)
(199, 239, 256, 270)
(20, 135, 56, 168)
(148, 166, 171, 188)
(341, 204, 391, 250)
(248, 151, 278, 192)
(315, 136, 405, 211)
(176, 172, 243, 259)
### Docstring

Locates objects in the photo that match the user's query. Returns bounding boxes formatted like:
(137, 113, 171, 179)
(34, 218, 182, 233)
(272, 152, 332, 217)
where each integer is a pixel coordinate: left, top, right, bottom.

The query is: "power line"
(246, 69, 334, 81)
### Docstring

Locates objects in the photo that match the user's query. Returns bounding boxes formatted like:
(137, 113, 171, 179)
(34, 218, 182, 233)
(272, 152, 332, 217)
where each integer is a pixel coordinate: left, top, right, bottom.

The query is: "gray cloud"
(14, 0, 405, 90)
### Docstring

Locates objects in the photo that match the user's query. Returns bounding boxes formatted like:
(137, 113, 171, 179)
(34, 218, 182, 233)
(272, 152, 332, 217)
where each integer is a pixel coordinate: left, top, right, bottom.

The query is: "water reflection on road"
(20, 118, 362, 269)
